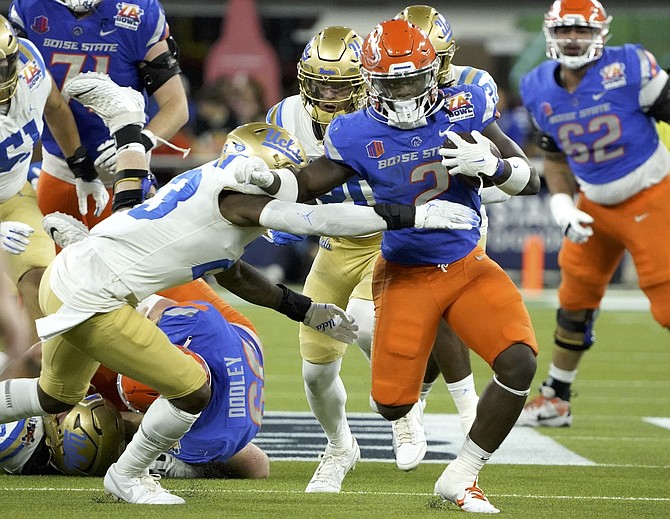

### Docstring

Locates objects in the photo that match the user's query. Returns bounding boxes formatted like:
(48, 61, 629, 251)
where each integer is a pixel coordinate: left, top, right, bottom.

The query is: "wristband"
(276, 283, 311, 322)
(496, 157, 531, 195)
(272, 168, 300, 202)
(373, 204, 415, 230)
(66, 146, 98, 182)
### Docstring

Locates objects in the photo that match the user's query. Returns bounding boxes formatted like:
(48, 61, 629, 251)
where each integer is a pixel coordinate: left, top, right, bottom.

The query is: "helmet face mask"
(0, 15, 19, 104)
(44, 394, 125, 476)
(54, 0, 103, 14)
(544, 0, 611, 69)
(297, 26, 366, 129)
(361, 19, 439, 129)
(221, 122, 307, 169)
(395, 5, 457, 86)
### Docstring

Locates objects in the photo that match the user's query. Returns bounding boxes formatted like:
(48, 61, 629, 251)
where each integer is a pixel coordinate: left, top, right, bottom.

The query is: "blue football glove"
(142, 172, 158, 200)
(263, 229, 306, 246)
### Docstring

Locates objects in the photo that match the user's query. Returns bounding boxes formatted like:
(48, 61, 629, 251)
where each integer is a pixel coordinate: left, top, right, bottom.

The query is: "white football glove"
(0, 221, 34, 255)
(440, 130, 502, 178)
(232, 156, 274, 188)
(414, 199, 480, 230)
(94, 139, 117, 174)
(303, 302, 359, 344)
(75, 178, 110, 217)
(549, 193, 594, 244)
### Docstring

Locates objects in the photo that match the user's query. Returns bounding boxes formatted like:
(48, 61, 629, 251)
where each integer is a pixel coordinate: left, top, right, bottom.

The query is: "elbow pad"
(139, 37, 182, 96)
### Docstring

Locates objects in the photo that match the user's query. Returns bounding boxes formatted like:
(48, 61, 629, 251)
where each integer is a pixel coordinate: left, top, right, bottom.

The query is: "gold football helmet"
(395, 5, 457, 86)
(0, 15, 19, 104)
(44, 393, 125, 476)
(297, 26, 366, 131)
(220, 122, 307, 169)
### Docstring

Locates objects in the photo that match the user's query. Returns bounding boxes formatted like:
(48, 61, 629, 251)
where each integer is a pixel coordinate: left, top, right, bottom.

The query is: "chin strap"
(142, 129, 191, 158)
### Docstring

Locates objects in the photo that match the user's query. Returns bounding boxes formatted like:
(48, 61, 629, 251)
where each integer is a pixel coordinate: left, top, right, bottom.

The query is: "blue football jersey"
(520, 44, 662, 185)
(324, 85, 496, 265)
(157, 302, 265, 464)
(9, 0, 169, 161)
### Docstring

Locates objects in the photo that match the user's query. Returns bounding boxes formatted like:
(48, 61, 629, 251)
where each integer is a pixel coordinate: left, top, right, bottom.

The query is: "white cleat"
(42, 212, 89, 248)
(392, 400, 427, 471)
(104, 463, 185, 505)
(305, 437, 360, 493)
(64, 71, 146, 134)
(434, 469, 499, 514)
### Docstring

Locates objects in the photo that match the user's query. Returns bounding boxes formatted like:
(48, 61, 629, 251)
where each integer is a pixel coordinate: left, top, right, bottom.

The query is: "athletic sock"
(115, 397, 199, 476)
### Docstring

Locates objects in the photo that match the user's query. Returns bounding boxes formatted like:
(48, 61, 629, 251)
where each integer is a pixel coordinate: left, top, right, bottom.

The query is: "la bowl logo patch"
(114, 2, 144, 31)
(600, 62, 626, 89)
(366, 140, 384, 158)
(445, 92, 475, 122)
(30, 15, 49, 34)
(20, 61, 44, 90)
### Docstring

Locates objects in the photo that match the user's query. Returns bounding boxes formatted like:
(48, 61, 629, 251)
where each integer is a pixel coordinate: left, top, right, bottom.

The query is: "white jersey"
(0, 417, 45, 475)
(450, 64, 499, 106)
(45, 156, 266, 316)
(0, 39, 51, 202)
(267, 95, 376, 208)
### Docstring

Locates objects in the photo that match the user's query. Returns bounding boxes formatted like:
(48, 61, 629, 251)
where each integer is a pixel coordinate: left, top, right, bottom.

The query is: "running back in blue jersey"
(324, 85, 496, 266)
(9, 0, 169, 160)
(156, 301, 265, 464)
(521, 44, 662, 184)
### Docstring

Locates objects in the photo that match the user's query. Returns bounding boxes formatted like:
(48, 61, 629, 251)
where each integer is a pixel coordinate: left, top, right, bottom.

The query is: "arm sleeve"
(258, 199, 387, 236)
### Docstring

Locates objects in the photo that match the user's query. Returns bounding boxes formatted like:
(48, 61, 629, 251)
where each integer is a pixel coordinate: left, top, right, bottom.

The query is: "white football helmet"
(361, 19, 440, 129)
(53, 0, 103, 14)
(544, 0, 611, 70)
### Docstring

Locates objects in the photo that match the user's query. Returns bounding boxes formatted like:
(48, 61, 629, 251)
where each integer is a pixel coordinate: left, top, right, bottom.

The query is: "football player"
(0, 72, 478, 505)
(0, 15, 107, 353)
(1, 296, 268, 481)
(393, 2, 512, 464)
(120, 295, 269, 480)
(236, 19, 540, 514)
(517, 0, 670, 427)
(9, 0, 189, 228)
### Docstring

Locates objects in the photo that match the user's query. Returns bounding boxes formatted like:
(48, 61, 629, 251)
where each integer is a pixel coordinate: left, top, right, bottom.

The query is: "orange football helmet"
(117, 346, 211, 413)
(544, 0, 611, 69)
(361, 19, 439, 129)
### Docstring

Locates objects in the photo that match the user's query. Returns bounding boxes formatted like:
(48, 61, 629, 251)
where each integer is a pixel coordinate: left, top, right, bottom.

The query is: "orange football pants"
(37, 171, 113, 229)
(558, 176, 670, 326)
(371, 246, 537, 407)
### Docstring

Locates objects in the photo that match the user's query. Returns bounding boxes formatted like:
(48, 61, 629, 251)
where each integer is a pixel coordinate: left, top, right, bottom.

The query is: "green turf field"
(1, 291, 668, 518)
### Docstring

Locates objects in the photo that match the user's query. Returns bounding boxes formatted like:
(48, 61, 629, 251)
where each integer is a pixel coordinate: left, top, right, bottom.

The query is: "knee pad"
(555, 308, 598, 351)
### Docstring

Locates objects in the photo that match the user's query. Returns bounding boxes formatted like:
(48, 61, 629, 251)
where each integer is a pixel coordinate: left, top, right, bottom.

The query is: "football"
(441, 131, 501, 188)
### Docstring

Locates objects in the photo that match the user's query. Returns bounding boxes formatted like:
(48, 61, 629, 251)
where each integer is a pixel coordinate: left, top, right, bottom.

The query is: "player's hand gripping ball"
(440, 131, 502, 188)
